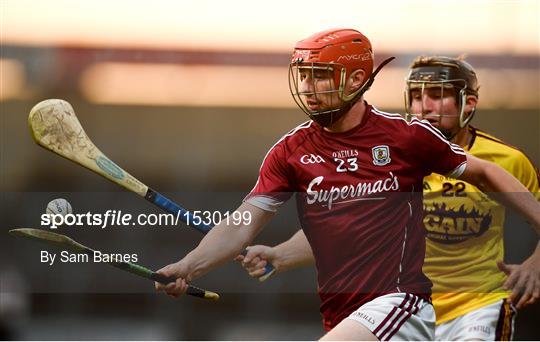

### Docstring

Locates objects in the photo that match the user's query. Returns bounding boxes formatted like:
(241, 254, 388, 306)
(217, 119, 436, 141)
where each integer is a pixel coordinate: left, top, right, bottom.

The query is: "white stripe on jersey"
(376, 107, 448, 142)
(448, 160, 467, 179)
(245, 195, 283, 213)
(396, 201, 413, 290)
(248, 120, 313, 193)
(409, 120, 465, 155)
(370, 107, 465, 156)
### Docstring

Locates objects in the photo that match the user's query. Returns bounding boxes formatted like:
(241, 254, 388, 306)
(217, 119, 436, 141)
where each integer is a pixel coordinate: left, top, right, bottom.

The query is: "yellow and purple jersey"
(422, 126, 540, 325)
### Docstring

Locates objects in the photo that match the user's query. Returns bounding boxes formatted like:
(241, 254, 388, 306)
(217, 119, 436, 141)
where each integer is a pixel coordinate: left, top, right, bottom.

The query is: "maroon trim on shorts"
(373, 294, 409, 336)
(373, 294, 416, 340)
(379, 296, 418, 339)
(386, 296, 422, 340)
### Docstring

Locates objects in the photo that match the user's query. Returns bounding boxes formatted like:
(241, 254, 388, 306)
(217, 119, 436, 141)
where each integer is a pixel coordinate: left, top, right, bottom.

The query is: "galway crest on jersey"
(372, 145, 391, 166)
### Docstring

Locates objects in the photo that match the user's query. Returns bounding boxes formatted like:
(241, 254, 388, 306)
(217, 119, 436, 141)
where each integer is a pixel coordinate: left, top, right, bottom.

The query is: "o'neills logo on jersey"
(306, 172, 399, 209)
(332, 149, 359, 158)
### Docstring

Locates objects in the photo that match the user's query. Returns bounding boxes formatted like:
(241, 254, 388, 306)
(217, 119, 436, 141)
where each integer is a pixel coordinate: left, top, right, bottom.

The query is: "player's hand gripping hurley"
(28, 99, 276, 282)
(9, 228, 218, 300)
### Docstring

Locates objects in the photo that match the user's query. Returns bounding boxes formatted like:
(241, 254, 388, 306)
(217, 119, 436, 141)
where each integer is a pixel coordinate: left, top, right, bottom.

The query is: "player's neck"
(323, 100, 366, 133)
(451, 126, 472, 148)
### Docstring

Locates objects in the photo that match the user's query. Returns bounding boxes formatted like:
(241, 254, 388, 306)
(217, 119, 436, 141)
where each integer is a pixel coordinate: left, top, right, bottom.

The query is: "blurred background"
(1, 0, 539, 339)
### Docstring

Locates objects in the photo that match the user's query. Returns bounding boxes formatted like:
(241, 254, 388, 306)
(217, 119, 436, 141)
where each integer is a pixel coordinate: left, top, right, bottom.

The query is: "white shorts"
(346, 293, 435, 341)
(435, 299, 516, 341)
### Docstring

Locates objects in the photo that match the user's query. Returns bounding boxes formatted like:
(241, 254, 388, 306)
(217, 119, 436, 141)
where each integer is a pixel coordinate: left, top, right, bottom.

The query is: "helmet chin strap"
(343, 57, 396, 103)
(309, 108, 342, 127)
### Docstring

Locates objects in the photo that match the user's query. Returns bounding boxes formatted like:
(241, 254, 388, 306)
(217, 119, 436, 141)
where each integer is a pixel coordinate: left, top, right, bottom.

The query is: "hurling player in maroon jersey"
(155, 29, 540, 340)
(238, 56, 540, 341)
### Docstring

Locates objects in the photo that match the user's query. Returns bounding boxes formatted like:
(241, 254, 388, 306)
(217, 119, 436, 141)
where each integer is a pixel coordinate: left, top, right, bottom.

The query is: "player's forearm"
(183, 203, 273, 281)
(273, 229, 315, 272)
(182, 224, 250, 280)
(528, 240, 540, 262)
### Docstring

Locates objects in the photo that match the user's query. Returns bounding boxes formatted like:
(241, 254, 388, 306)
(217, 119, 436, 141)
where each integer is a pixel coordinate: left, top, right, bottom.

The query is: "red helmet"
(291, 28, 374, 91)
(289, 29, 392, 127)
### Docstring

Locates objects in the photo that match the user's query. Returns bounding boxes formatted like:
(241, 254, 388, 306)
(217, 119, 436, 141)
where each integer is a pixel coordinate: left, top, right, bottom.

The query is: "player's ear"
(347, 69, 366, 93)
(464, 95, 478, 115)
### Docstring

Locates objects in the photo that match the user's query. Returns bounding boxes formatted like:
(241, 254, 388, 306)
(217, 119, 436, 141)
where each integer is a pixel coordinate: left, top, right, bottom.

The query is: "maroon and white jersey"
(245, 104, 467, 330)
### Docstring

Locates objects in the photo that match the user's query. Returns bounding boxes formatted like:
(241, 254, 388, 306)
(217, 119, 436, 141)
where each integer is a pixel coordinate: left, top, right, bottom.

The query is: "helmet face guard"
(404, 58, 479, 139)
(405, 78, 472, 126)
(288, 61, 349, 127)
(287, 29, 376, 127)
